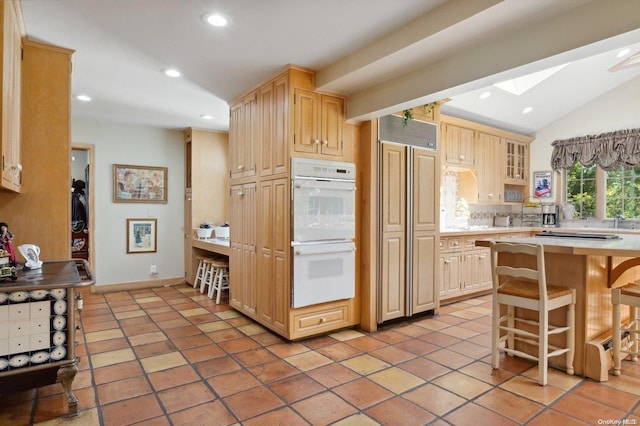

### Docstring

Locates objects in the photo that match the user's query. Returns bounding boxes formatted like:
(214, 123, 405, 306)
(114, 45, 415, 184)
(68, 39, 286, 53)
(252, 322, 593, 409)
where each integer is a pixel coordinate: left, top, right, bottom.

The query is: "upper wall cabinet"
(442, 122, 474, 168)
(1, 0, 23, 192)
(504, 138, 528, 185)
(293, 89, 344, 158)
(229, 92, 257, 180)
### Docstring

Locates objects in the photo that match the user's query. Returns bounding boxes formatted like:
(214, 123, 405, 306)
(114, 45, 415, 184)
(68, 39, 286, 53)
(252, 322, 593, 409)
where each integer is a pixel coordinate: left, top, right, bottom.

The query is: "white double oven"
(291, 158, 356, 308)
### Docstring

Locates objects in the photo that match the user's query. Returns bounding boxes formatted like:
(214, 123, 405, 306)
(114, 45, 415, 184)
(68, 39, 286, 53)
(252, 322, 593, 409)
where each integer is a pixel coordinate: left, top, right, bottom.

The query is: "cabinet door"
(229, 103, 243, 180)
(504, 138, 528, 184)
(293, 88, 318, 154)
(259, 83, 274, 177)
(439, 253, 461, 299)
(257, 178, 288, 333)
(229, 183, 257, 315)
(380, 143, 406, 321)
(443, 124, 474, 167)
(476, 132, 502, 204)
(230, 93, 257, 179)
(319, 94, 343, 157)
(411, 148, 438, 313)
(273, 75, 289, 175)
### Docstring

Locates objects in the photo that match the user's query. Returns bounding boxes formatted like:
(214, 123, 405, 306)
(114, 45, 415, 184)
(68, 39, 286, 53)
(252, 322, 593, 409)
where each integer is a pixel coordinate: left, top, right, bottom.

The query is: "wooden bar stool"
(490, 241, 576, 386)
(207, 259, 229, 304)
(193, 256, 210, 290)
(612, 282, 640, 376)
(200, 259, 217, 295)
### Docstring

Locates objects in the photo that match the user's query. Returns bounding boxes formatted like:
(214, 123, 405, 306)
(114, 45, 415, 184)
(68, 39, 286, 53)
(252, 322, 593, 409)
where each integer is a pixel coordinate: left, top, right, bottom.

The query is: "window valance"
(550, 128, 640, 171)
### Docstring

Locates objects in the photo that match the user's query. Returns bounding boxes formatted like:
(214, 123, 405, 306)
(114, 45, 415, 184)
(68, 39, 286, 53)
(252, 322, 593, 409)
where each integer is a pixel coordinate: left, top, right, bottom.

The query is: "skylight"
(494, 63, 569, 96)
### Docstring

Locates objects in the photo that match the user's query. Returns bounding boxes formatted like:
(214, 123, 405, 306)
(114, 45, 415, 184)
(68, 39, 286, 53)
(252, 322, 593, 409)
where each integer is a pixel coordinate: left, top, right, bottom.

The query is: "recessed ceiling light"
(618, 48, 631, 58)
(76, 94, 92, 102)
(479, 91, 491, 100)
(203, 13, 229, 27)
(522, 106, 533, 114)
(163, 68, 181, 78)
(200, 114, 213, 120)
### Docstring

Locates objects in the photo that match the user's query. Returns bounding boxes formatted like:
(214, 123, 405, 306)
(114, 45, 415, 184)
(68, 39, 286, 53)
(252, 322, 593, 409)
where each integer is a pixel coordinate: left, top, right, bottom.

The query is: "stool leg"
(193, 259, 204, 289)
(491, 299, 500, 369)
(612, 290, 622, 376)
(215, 269, 227, 304)
(201, 264, 212, 294)
(538, 310, 549, 386)
(566, 302, 575, 376)
(207, 268, 221, 299)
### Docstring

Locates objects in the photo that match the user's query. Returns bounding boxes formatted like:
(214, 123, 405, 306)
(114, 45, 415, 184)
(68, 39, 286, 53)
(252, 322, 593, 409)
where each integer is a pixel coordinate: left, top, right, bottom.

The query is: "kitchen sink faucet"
(614, 214, 625, 229)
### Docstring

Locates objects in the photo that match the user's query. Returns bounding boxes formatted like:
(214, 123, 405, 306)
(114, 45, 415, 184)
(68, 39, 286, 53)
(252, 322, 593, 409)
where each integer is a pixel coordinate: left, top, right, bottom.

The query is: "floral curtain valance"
(550, 128, 640, 171)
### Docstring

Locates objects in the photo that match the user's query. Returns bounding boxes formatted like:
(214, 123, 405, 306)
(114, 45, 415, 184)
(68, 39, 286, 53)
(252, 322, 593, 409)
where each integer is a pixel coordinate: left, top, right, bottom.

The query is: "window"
(565, 163, 640, 218)
(565, 163, 596, 218)
(606, 168, 640, 218)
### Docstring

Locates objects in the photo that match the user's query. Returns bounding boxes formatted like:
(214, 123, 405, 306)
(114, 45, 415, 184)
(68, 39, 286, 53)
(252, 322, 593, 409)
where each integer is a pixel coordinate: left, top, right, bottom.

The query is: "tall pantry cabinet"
(228, 65, 358, 339)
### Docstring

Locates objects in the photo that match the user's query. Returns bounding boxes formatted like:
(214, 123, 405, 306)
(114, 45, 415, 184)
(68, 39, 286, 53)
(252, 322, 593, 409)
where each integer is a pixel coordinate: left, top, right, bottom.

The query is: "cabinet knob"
(237, 191, 244, 197)
(444, 260, 451, 264)
(320, 317, 326, 323)
(237, 165, 245, 171)
(313, 139, 320, 145)
(488, 193, 494, 198)
(321, 140, 328, 146)
(459, 155, 465, 161)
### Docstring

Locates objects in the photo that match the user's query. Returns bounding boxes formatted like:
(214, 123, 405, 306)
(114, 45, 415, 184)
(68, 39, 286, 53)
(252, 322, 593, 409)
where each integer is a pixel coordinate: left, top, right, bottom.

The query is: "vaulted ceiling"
(20, 0, 640, 135)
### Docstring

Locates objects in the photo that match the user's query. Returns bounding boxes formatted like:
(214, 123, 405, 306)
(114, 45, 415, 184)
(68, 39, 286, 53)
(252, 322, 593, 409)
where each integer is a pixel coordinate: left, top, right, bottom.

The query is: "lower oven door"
(292, 241, 355, 308)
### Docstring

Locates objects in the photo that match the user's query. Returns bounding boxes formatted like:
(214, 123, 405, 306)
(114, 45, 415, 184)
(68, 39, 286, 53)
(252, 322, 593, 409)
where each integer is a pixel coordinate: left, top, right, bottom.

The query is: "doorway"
(71, 144, 95, 267)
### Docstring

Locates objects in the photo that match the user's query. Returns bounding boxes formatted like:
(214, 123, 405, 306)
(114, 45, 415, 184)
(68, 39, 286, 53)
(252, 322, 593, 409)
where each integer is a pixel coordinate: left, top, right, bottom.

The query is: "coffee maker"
(542, 204, 559, 227)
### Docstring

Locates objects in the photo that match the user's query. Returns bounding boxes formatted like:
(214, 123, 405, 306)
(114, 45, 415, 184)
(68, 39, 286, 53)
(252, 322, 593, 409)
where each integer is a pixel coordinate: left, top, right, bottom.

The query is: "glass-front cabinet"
(504, 138, 528, 185)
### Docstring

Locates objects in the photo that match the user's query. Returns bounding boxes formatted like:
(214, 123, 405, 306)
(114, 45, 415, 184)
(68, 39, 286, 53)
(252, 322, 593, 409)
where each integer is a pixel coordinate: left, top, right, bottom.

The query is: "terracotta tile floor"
(1, 284, 640, 425)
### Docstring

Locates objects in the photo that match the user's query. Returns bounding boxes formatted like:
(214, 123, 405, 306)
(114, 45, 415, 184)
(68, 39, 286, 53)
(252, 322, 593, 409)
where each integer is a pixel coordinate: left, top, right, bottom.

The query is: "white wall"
(530, 75, 640, 203)
(72, 119, 185, 286)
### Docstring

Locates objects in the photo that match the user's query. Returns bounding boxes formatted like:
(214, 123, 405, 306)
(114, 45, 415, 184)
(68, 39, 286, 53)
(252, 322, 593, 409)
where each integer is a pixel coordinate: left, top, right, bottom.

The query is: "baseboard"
(91, 277, 186, 294)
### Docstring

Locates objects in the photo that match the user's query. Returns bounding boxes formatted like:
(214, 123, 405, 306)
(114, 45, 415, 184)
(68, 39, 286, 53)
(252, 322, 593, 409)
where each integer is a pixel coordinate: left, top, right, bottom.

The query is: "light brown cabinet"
(228, 65, 356, 339)
(230, 92, 257, 180)
(293, 89, 344, 158)
(380, 143, 439, 321)
(442, 122, 474, 168)
(229, 182, 257, 316)
(1, 0, 23, 192)
(257, 177, 289, 334)
(476, 132, 503, 204)
(504, 138, 528, 184)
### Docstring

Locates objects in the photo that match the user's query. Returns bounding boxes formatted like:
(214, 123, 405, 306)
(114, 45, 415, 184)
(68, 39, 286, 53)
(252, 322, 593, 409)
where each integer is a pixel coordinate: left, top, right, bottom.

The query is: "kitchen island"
(476, 232, 640, 380)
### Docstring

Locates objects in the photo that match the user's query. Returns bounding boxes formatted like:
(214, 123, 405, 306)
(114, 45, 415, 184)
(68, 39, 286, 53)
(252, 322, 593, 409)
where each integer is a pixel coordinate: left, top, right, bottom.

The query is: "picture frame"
(126, 218, 157, 254)
(114, 164, 167, 203)
(533, 170, 553, 199)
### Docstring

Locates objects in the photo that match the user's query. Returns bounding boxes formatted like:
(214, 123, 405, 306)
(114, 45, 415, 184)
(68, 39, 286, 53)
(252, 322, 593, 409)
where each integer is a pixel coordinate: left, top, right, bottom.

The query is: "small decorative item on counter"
(196, 223, 213, 239)
(0, 249, 17, 280)
(18, 244, 43, 270)
(0, 222, 16, 264)
(214, 222, 229, 240)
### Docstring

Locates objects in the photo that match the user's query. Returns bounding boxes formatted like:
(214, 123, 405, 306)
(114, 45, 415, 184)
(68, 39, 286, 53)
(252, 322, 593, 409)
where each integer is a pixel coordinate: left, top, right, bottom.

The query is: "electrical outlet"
(150, 265, 157, 274)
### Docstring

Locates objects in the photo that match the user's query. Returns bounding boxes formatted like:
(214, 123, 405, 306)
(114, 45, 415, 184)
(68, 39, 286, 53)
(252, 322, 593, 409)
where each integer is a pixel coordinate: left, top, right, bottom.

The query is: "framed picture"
(127, 218, 157, 253)
(533, 171, 553, 198)
(114, 164, 167, 203)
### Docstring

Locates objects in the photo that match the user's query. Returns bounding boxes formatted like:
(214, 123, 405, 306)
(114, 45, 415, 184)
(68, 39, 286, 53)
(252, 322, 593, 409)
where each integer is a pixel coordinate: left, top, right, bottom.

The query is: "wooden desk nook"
(477, 232, 640, 380)
(187, 238, 229, 284)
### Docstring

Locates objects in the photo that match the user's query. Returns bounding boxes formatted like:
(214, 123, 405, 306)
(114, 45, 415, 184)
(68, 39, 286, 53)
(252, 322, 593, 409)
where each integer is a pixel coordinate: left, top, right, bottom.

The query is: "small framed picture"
(533, 171, 552, 199)
(114, 164, 167, 203)
(127, 218, 157, 254)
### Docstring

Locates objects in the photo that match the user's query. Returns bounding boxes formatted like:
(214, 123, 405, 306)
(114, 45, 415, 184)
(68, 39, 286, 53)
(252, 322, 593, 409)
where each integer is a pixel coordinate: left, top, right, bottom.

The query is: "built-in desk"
(476, 233, 640, 380)
(187, 238, 230, 285)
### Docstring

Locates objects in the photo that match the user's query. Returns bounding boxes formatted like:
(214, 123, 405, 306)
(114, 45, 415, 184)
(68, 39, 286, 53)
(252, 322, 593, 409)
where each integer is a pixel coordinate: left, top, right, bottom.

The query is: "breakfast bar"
(477, 232, 640, 380)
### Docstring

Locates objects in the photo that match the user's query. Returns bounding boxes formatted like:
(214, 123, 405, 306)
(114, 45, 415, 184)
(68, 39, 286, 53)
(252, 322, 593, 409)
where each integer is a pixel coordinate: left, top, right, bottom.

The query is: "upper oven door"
(292, 178, 356, 242)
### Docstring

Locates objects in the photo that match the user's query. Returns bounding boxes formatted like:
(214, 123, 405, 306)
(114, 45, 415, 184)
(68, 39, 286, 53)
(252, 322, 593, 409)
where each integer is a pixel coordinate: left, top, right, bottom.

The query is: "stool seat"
(612, 282, 640, 376)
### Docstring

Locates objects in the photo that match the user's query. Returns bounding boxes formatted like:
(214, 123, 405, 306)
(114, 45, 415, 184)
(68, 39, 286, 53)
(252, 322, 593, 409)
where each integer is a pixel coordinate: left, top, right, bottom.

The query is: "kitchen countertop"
(441, 226, 640, 237)
(191, 237, 230, 256)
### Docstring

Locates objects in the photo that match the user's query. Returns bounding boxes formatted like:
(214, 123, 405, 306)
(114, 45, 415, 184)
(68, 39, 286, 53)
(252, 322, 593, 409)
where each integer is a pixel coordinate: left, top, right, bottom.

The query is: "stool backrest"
(490, 241, 547, 305)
